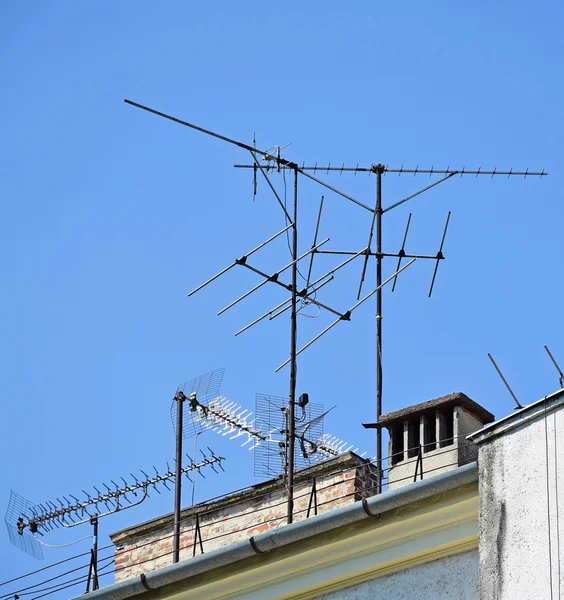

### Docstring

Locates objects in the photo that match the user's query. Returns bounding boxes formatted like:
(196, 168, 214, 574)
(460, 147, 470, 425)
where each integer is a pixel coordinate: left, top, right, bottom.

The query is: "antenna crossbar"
(234, 164, 547, 177)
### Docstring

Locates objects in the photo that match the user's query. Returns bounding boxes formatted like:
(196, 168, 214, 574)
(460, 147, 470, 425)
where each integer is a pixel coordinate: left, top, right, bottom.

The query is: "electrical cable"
(0, 561, 90, 600)
(33, 535, 92, 549)
(0, 549, 93, 587)
(28, 559, 114, 600)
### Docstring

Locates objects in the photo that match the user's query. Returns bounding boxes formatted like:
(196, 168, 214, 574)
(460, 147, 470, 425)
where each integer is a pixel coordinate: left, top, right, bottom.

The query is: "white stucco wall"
(472, 392, 564, 600)
(314, 550, 478, 600)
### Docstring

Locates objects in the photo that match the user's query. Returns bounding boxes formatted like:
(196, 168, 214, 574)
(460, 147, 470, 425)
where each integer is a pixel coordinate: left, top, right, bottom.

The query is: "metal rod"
(297, 169, 374, 213)
(304, 248, 366, 290)
(375, 165, 383, 494)
(266, 248, 368, 323)
(275, 259, 416, 372)
(315, 250, 447, 259)
(487, 353, 523, 409)
(173, 392, 184, 563)
(238, 273, 335, 333)
(249, 151, 292, 222)
(392, 213, 412, 292)
(236, 297, 292, 335)
(124, 99, 297, 168)
(383, 173, 457, 213)
(188, 224, 293, 296)
(297, 294, 343, 319)
(428, 211, 451, 298)
(305, 196, 324, 289)
(268, 276, 335, 322)
(217, 238, 329, 315)
(235, 164, 547, 176)
(356, 180, 380, 299)
(287, 167, 298, 524)
(544, 346, 564, 389)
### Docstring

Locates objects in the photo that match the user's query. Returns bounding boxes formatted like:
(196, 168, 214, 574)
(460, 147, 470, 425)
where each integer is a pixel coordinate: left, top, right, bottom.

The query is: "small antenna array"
(5, 450, 224, 550)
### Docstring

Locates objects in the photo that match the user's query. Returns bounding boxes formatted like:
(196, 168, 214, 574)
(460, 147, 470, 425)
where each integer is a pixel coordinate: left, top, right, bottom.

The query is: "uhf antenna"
(124, 98, 545, 517)
(487, 353, 523, 409)
(544, 346, 564, 389)
(5, 450, 224, 591)
(254, 393, 363, 478)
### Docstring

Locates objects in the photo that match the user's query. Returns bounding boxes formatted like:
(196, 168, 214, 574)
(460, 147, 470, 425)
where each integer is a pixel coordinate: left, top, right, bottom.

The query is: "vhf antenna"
(487, 352, 523, 410)
(544, 346, 564, 390)
(124, 99, 545, 512)
(5, 450, 224, 591)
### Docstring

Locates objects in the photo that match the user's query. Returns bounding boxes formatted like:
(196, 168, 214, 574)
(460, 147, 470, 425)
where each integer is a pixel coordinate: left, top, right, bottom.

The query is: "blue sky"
(1, 1, 562, 595)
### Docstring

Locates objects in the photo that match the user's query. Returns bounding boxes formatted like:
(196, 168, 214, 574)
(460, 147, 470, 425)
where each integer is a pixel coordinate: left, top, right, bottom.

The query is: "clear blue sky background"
(1, 1, 562, 596)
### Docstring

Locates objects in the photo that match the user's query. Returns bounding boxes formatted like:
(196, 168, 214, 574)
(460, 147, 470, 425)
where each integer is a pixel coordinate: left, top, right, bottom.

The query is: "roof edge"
(468, 388, 564, 445)
(76, 462, 478, 600)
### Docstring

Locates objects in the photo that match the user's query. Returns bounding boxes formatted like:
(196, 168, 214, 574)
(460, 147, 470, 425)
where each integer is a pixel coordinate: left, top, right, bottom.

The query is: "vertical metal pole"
(173, 392, 184, 563)
(91, 515, 99, 591)
(287, 165, 298, 524)
(375, 165, 383, 493)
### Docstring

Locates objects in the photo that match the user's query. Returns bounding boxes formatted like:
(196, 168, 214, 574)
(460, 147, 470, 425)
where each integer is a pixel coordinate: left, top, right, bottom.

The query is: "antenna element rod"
(544, 346, 564, 389)
(188, 224, 293, 297)
(487, 353, 523, 409)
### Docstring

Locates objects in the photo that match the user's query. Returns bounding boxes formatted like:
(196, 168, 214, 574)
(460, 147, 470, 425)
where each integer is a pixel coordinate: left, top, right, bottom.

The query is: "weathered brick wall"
(112, 453, 375, 581)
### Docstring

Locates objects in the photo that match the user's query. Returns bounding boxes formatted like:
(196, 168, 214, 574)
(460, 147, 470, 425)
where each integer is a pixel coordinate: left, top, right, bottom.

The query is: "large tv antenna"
(5, 449, 224, 591)
(123, 98, 545, 519)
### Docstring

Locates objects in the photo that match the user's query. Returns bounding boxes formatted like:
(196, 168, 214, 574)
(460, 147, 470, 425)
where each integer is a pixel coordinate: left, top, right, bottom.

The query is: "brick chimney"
(111, 452, 377, 582)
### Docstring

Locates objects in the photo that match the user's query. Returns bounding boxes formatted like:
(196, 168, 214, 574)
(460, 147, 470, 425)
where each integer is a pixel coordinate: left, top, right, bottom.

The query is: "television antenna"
(4, 450, 224, 592)
(170, 380, 362, 481)
(123, 98, 545, 518)
(254, 393, 364, 479)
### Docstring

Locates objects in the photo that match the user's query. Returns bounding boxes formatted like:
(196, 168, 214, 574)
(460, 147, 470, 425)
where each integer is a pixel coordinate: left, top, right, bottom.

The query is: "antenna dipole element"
(487, 353, 523, 410)
(544, 346, 564, 389)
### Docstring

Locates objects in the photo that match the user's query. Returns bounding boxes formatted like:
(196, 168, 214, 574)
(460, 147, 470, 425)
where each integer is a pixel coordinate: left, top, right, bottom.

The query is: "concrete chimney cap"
(379, 392, 495, 428)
